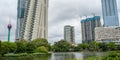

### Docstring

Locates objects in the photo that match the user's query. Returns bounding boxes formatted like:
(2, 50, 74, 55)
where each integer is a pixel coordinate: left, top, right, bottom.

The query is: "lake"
(1, 52, 104, 60)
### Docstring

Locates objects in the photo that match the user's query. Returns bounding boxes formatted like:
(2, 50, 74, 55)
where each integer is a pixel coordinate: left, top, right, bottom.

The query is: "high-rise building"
(16, 0, 27, 40)
(81, 16, 101, 43)
(101, 0, 119, 26)
(16, 0, 48, 41)
(64, 25, 75, 44)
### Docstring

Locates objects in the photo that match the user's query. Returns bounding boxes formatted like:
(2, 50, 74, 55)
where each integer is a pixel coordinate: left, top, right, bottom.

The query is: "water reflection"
(52, 52, 76, 60)
(52, 52, 97, 60)
(2, 52, 104, 60)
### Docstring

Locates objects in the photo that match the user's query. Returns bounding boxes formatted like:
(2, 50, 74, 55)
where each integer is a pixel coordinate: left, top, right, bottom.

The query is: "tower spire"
(7, 19, 12, 42)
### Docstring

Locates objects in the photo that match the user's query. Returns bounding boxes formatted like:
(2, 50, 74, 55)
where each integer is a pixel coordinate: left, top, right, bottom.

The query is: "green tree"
(116, 44, 120, 50)
(98, 43, 108, 51)
(88, 42, 99, 51)
(107, 42, 115, 51)
(26, 42, 35, 53)
(15, 39, 28, 53)
(35, 46, 48, 53)
(32, 38, 51, 51)
(52, 40, 71, 52)
(75, 43, 88, 51)
(1, 42, 17, 55)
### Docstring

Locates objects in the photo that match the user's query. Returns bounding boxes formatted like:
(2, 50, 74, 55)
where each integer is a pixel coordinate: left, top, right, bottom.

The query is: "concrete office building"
(101, 0, 119, 26)
(95, 27, 120, 44)
(81, 16, 101, 43)
(16, 0, 48, 41)
(64, 25, 75, 44)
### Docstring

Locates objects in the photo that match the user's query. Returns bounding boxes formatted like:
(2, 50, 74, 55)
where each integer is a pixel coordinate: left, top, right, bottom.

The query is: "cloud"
(48, 0, 102, 44)
(48, 0, 120, 44)
(0, 0, 17, 41)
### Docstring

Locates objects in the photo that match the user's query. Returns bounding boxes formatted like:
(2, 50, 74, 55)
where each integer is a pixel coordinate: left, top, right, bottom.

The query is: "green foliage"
(98, 43, 108, 51)
(32, 38, 51, 51)
(76, 43, 89, 51)
(86, 56, 101, 60)
(0, 38, 51, 55)
(75, 42, 117, 52)
(15, 40, 27, 53)
(52, 40, 71, 52)
(116, 44, 120, 50)
(0, 40, 1, 56)
(107, 42, 115, 51)
(26, 42, 35, 53)
(1, 42, 17, 55)
(35, 46, 48, 53)
(86, 51, 120, 60)
(88, 42, 100, 51)
(102, 51, 120, 60)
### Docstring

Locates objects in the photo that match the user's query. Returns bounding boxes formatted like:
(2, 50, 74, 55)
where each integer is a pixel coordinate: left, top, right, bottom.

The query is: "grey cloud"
(49, 0, 102, 23)
(0, 0, 17, 42)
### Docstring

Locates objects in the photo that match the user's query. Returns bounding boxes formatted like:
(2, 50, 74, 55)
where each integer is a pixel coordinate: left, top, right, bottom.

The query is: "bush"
(35, 46, 48, 53)
(0, 40, 1, 56)
(15, 40, 27, 53)
(32, 38, 51, 51)
(52, 40, 71, 52)
(26, 42, 35, 53)
(102, 51, 120, 60)
(86, 56, 100, 60)
(1, 42, 17, 55)
(82, 51, 120, 60)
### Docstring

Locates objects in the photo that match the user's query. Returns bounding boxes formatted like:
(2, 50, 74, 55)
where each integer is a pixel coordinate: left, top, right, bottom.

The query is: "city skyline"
(0, 0, 120, 44)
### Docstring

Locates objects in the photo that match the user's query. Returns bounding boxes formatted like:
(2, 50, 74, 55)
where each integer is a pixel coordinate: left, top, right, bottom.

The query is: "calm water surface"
(2, 52, 104, 60)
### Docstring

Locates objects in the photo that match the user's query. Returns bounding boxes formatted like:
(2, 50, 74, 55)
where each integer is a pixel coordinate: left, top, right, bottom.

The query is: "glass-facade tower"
(101, 0, 119, 26)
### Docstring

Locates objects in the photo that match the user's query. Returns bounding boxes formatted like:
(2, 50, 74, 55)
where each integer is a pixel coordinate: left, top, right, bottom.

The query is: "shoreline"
(3, 52, 52, 57)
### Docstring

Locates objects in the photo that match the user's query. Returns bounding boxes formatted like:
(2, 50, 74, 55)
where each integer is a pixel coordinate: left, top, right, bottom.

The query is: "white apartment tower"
(64, 25, 75, 44)
(19, 0, 48, 41)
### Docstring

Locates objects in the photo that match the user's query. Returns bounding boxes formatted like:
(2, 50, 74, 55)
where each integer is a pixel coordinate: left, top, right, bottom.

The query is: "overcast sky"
(0, 0, 120, 44)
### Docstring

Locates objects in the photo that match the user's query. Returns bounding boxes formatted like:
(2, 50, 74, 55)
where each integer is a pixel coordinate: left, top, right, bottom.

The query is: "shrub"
(1, 42, 17, 55)
(0, 40, 1, 56)
(26, 42, 35, 53)
(102, 51, 120, 60)
(32, 38, 51, 51)
(35, 46, 48, 53)
(15, 40, 27, 53)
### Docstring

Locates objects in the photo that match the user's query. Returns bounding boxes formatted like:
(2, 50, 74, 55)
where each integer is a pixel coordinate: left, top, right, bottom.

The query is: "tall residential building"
(101, 0, 119, 26)
(81, 16, 101, 43)
(95, 27, 120, 44)
(16, 0, 48, 41)
(16, 0, 27, 39)
(64, 25, 75, 44)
